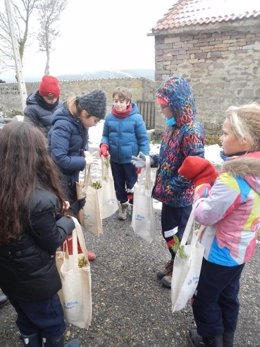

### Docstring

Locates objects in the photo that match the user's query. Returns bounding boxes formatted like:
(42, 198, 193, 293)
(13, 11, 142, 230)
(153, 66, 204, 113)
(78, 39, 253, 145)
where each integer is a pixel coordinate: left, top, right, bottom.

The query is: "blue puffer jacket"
(101, 103, 149, 164)
(48, 105, 88, 183)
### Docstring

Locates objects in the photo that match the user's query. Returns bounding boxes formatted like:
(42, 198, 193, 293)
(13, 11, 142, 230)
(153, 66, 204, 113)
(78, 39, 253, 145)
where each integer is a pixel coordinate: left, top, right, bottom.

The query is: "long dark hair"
(0, 121, 66, 245)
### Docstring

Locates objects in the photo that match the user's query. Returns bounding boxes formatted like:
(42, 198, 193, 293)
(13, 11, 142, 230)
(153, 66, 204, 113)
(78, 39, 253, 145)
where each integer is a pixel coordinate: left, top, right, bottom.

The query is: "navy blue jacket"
(48, 105, 88, 183)
(24, 91, 62, 136)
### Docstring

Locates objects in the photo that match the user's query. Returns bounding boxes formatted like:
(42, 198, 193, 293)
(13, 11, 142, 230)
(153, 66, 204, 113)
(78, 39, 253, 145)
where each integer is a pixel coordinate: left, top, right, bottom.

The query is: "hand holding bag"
(171, 201, 205, 312)
(131, 156, 155, 243)
(76, 164, 103, 237)
(56, 217, 92, 329)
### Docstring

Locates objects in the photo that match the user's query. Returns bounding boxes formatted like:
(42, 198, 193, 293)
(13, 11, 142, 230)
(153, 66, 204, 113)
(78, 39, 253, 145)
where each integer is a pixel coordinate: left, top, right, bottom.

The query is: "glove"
(178, 156, 218, 187)
(99, 144, 109, 157)
(131, 152, 147, 168)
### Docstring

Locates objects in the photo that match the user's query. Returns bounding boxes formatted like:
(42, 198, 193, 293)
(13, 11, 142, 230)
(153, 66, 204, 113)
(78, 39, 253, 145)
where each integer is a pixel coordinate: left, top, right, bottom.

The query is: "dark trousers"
(192, 258, 244, 337)
(8, 293, 66, 338)
(110, 161, 137, 203)
(161, 203, 192, 258)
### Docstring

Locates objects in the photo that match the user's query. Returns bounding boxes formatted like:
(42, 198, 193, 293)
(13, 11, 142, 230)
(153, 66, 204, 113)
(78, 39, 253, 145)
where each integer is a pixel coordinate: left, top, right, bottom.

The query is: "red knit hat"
(38, 75, 60, 98)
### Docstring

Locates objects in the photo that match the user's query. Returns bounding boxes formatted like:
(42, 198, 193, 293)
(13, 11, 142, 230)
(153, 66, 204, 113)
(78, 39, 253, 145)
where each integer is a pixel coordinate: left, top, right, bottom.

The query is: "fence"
(137, 100, 155, 130)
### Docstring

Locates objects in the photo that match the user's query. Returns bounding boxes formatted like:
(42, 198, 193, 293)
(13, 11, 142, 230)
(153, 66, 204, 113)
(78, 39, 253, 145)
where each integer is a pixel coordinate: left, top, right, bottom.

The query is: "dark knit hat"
(39, 75, 60, 97)
(77, 89, 107, 119)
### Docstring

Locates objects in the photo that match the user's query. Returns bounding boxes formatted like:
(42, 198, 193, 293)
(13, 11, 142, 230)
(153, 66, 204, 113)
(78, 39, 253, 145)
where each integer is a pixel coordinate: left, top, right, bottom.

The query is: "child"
(178, 103, 260, 346)
(24, 75, 62, 137)
(100, 87, 149, 220)
(49, 89, 106, 261)
(132, 76, 205, 288)
(0, 122, 80, 347)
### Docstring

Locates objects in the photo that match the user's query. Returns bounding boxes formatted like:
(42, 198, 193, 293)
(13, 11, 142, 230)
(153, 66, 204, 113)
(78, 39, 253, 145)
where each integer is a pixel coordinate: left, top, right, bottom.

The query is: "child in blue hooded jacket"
(132, 76, 205, 288)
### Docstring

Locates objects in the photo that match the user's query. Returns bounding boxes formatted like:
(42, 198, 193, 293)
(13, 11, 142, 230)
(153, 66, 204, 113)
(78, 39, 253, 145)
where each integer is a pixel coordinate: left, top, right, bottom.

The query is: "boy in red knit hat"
(24, 75, 62, 137)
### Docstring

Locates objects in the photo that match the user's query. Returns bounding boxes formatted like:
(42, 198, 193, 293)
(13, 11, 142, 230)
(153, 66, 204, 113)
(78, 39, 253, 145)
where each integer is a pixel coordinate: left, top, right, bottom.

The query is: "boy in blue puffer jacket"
(100, 87, 149, 220)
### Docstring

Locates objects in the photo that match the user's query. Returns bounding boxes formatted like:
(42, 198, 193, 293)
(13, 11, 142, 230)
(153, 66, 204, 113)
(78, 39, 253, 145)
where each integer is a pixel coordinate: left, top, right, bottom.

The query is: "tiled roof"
(153, 0, 260, 31)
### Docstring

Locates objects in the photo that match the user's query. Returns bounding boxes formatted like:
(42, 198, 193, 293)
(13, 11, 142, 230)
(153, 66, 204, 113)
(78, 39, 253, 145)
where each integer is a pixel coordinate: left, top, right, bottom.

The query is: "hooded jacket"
(151, 77, 204, 207)
(24, 91, 62, 137)
(195, 152, 260, 266)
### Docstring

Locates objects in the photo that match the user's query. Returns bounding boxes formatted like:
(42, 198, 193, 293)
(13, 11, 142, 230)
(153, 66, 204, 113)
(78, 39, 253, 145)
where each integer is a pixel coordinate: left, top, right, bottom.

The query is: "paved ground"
(0, 209, 259, 347)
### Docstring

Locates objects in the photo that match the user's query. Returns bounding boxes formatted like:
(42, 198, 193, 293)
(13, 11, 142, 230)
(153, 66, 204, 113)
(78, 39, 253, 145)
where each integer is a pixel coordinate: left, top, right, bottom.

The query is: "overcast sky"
(1, 0, 175, 81)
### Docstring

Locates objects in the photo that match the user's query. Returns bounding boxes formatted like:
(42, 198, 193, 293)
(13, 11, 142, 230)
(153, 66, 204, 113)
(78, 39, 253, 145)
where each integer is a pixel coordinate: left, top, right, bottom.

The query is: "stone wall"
(0, 77, 155, 115)
(154, 18, 260, 135)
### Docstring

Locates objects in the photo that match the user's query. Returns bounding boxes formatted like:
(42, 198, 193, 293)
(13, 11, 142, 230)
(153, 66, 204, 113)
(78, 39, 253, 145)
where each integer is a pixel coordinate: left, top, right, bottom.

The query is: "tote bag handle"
(180, 200, 205, 247)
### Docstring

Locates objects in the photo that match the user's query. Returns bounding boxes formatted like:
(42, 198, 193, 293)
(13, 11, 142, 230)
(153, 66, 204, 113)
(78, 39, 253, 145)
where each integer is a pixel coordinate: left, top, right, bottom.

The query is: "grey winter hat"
(77, 89, 107, 119)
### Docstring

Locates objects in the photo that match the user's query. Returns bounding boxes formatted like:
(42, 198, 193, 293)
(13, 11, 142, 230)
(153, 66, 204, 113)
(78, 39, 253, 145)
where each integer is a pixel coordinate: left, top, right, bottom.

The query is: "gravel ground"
(0, 209, 259, 347)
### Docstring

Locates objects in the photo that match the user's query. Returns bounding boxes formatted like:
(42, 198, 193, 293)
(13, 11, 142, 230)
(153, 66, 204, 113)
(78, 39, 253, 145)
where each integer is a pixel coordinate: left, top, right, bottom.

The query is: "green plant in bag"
(91, 180, 102, 189)
(171, 235, 187, 259)
(78, 256, 88, 268)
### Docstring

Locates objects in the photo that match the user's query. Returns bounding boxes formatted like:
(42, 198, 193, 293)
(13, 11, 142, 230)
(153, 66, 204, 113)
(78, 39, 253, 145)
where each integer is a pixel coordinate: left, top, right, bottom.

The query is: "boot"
(42, 335, 80, 347)
(118, 202, 128, 220)
(157, 259, 173, 280)
(188, 329, 223, 347)
(202, 335, 223, 347)
(157, 259, 173, 289)
(223, 331, 235, 347)
(188, 328, 204, 346)
(22, 333, 41, 347)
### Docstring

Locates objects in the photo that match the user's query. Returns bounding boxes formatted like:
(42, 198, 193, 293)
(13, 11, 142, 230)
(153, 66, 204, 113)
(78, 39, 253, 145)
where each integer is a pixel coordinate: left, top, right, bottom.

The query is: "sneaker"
(88, 250, 96, 261)
(157, 259, 173, 280)
(118, 202, 128, 220)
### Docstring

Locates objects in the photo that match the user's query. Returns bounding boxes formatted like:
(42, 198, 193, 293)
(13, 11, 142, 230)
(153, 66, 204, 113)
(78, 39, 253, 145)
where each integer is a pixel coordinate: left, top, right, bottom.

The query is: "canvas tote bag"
(76, 164, 103, 237)
(56, 217, 92, 329)
(171, 201, 205, 312)
(131, 156, 155, 243)
(100, 156, 118, 219)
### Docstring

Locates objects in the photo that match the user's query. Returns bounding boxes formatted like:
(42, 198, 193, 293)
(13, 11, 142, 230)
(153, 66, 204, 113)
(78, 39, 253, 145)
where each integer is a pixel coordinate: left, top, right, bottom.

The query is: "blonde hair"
(112, 87, 132, 102)
(225, 103, 260, 150)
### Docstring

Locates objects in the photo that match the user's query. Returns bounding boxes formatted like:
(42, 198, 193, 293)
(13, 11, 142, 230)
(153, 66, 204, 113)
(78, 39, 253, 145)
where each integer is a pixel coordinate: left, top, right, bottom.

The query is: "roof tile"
(153, 0, 260, 31)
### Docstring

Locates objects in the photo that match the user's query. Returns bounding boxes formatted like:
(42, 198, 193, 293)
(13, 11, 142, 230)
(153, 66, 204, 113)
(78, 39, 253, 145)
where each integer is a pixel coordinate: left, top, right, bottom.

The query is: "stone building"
(150, 0, 260, 135)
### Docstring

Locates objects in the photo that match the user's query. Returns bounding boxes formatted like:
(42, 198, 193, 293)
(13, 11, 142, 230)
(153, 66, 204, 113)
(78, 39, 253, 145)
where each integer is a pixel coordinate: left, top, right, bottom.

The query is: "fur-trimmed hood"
(222, 152, 260, 194)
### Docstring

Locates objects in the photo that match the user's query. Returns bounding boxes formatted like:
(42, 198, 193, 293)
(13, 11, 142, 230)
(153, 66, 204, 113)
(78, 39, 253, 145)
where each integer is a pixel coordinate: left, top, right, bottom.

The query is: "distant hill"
(58, 69, 155, 81)
(1, 69, 155, 83)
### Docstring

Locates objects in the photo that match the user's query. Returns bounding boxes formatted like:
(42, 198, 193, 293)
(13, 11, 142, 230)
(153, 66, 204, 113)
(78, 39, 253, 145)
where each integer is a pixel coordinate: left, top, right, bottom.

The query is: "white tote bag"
(100, 157, 118, 219)
(76, 164, 103, 237)
(171, 202, 205, 312)
(131, 156, 155, 243)
(56, 217, 92, 329)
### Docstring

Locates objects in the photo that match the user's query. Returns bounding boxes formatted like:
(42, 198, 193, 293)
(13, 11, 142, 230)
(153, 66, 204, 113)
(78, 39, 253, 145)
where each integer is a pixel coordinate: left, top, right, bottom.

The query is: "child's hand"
(178, 156, 218, 187)
(63, 201, 70, 211)
(99, 144, 109, 157)
(131, 152, 146, 168)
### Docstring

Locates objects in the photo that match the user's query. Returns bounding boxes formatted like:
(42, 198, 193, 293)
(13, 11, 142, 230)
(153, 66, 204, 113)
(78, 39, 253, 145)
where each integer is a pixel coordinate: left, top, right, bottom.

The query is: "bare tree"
(36, 0, 67, 75)
(0, 0, 40, 71)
